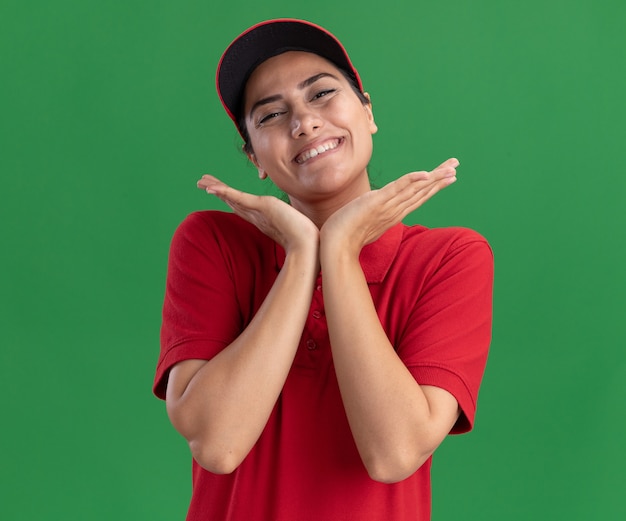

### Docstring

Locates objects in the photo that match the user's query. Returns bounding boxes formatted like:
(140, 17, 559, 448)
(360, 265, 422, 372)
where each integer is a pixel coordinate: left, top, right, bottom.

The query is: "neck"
(289, 176, 372, 229)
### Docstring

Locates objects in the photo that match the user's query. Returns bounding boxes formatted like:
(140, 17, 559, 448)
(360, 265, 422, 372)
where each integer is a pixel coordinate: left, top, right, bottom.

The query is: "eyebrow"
(248, 72, 341, 120)
(298, 72, 339, 90)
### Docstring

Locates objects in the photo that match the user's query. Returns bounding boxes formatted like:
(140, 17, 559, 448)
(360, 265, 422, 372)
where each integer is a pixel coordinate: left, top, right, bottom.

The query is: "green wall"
(2, 0, 624, 519)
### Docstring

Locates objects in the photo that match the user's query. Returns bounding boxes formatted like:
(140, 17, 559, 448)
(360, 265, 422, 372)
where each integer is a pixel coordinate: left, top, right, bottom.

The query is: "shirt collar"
(274, 223, 404, 284)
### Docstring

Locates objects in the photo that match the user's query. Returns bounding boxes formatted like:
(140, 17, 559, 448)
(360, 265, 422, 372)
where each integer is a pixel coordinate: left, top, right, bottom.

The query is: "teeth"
(296, 139, 339, 164)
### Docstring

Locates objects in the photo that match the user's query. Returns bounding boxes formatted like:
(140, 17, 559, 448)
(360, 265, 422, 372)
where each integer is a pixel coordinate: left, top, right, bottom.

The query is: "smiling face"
(242, 51, 378, 218)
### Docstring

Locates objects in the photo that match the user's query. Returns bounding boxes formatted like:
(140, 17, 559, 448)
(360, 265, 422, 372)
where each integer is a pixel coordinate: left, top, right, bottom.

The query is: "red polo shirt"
(154, 210, 493, 521)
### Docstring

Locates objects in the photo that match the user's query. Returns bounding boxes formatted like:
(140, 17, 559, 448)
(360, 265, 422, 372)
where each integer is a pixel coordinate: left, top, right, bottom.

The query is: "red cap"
(216, 19, 364, 128)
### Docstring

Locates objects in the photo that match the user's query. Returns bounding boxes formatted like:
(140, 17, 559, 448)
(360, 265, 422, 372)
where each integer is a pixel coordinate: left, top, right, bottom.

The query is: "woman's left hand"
(320, 158, 459, 255)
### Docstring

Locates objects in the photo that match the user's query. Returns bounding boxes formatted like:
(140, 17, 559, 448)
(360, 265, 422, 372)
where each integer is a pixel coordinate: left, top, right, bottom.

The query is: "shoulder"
(400, 224, 493, 261)
(168, 211, 278, 273)
(389, 224, 493, 285)
(173, 210, 271, 250)
(176, 210, 260, 237)
(402, 224, 490, 249)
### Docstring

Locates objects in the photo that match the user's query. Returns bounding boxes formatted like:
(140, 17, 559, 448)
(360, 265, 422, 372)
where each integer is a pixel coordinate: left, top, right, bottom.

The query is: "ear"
(247, 152, 268, 180)
(363, 92, 378, 135)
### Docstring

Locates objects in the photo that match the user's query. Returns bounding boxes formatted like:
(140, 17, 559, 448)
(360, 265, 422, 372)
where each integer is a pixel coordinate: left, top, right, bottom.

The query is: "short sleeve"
(153, 212, 244, 399)
(398, 231, 494, 433)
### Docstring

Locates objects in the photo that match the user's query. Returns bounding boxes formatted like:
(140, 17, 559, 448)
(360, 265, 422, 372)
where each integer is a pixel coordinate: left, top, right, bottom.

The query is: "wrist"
(284, 240, 320, 271)
(320, 233, 361, 269)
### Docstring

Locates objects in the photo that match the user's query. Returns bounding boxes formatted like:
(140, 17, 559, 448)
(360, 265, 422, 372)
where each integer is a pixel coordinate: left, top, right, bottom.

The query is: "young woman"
(154, 19, 493, 521)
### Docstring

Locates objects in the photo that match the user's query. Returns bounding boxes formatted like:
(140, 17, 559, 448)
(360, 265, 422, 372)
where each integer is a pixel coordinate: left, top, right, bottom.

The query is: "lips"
(294, 138, 342, 164)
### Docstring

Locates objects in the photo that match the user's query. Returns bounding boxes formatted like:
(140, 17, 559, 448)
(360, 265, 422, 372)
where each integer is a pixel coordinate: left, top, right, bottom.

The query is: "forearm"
(321, 245, 457, 483)
(167, 247, 318, 473)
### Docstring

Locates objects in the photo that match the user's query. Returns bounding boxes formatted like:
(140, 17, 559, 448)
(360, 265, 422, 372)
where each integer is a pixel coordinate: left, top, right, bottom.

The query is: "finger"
(434, 157, 460, 170)
(387, 173, 456, 221)
(197, 174, 227, 191)
(197, 176, 248, 204)
(431, 158, 459, 178)
(401, 158, 459, 186)
(380, 170, 447, 206)
(364, 175, 427, 218)
(197, 174, 223, 186)
(403, 175, 456, 212)
(212, 185, 249, 205)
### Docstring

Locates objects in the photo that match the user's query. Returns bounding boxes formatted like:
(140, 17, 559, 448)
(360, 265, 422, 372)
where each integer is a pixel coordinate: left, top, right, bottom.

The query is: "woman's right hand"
(198, 175, 319, 255)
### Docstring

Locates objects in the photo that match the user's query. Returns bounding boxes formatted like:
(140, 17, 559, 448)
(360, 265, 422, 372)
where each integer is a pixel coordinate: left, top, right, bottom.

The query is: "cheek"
(249, 134, 287, 172)
(331, 99, 374, 135)
(246, 131, 268, 160)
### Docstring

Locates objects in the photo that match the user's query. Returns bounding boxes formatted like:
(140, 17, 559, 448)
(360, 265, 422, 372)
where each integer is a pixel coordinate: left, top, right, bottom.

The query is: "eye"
(312, 89, 336, 101)
(257, 111, 284, 125)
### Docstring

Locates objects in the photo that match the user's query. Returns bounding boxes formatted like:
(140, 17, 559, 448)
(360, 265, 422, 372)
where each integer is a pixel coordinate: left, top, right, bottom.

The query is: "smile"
(294, 138, 342, 164)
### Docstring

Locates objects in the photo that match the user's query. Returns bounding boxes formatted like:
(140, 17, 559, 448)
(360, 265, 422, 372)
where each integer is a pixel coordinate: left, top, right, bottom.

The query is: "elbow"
(365, 462, 418, 485)
(166, 399, 246, 475)
(188, 439, 245, 475)
(363, 449, 433, 484)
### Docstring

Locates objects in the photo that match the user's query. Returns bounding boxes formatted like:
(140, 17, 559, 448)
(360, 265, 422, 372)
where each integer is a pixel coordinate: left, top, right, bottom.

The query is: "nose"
(290, 104, 322, 138)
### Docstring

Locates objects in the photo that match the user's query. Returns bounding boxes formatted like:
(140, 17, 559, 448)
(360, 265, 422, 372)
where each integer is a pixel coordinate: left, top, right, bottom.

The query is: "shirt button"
(306, 339, 317, 350)
(312, 310, 321, 319)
